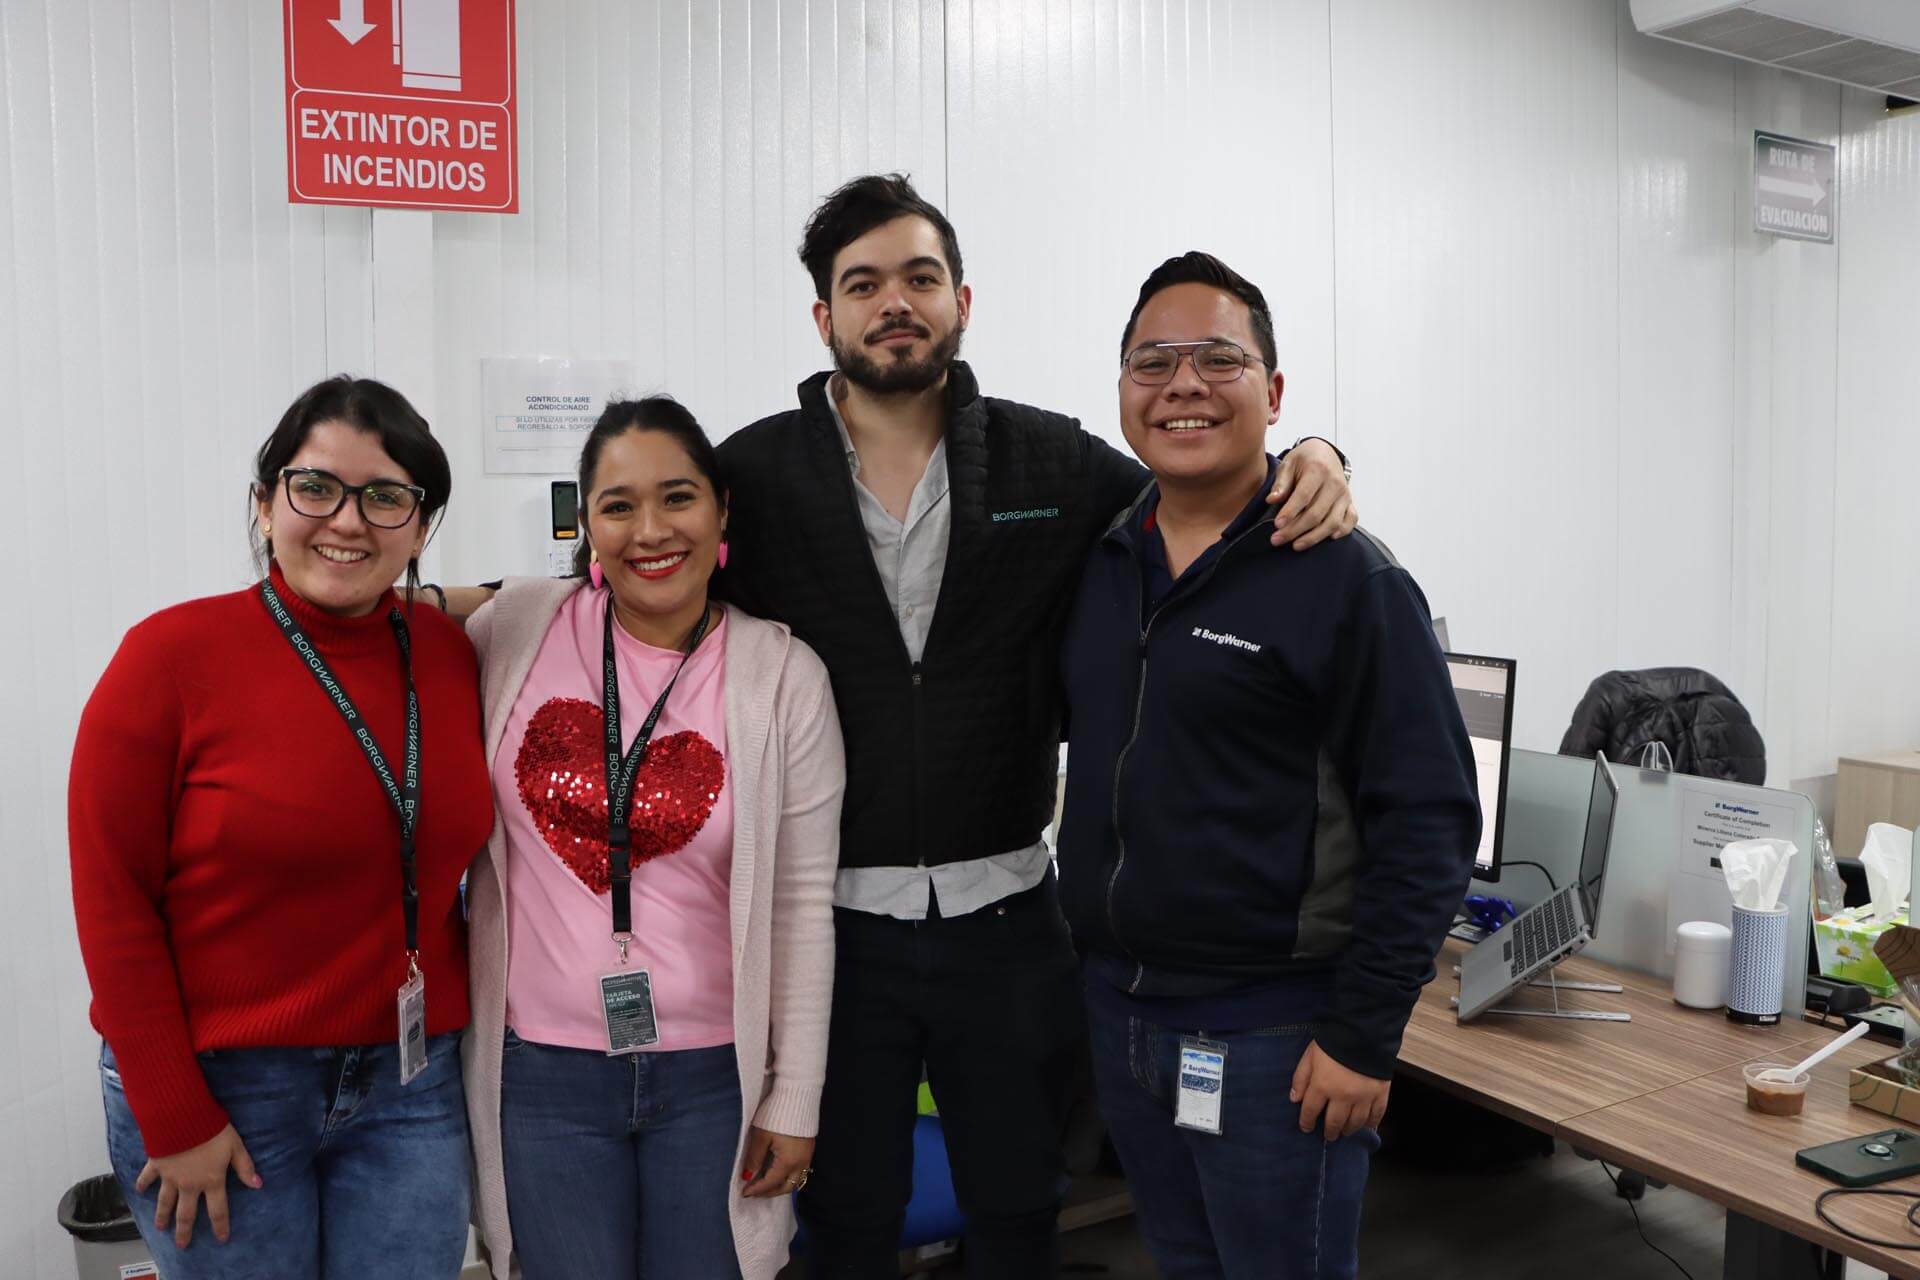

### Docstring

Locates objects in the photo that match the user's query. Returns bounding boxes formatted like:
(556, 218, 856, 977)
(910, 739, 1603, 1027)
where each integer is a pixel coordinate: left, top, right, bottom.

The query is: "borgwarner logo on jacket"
(1193, 627, 1261, 654)
(990, 506, 1061, 523)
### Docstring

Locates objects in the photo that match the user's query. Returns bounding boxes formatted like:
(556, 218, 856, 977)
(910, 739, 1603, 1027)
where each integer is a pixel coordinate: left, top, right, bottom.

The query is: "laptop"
(1456, 753, 1620, 1022)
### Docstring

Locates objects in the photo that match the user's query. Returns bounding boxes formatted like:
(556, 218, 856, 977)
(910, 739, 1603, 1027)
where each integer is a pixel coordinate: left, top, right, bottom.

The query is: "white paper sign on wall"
(482, 356, 634, 475)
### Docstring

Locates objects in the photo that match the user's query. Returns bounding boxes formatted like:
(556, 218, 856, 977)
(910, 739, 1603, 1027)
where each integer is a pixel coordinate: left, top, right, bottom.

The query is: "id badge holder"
(396, 959, 428, 1085)
(599, 967, 660, 1055)
(1174, 1036, 1227, 1135)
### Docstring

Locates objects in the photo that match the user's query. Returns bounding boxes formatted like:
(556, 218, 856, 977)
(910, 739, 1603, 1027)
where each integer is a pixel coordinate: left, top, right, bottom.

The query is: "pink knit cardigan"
(462, 579, 843, 1279)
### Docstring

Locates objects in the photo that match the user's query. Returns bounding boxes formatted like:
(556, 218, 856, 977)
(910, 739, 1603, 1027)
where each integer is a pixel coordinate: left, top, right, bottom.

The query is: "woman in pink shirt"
(461, 398, 843, 1279)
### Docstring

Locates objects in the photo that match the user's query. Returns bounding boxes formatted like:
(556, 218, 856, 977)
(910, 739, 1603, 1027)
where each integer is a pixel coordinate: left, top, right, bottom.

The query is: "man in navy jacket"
(1057, 252, 1481, 1278)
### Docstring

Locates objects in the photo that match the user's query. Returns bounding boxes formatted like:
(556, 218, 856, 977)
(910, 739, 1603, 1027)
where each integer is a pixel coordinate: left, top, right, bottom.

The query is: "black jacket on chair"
(1559, 667, 1765, 784)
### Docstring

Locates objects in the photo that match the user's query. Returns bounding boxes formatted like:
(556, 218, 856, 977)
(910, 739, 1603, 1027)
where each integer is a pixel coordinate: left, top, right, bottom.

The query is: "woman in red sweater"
(68, 376, 492, 1280)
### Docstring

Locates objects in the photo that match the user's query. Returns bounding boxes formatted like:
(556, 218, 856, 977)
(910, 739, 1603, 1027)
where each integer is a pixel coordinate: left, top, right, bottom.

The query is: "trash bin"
(57, 1174, 157, 1279)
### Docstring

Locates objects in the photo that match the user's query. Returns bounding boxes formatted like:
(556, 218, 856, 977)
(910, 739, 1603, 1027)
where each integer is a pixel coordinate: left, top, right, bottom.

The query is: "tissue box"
(1815, 912, 1909, 997)
(1851, 1056, 1920, 1124)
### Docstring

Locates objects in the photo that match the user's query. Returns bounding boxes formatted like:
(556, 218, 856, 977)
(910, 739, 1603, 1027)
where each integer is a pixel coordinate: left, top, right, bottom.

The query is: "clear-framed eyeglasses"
(1122, 339, 1267, 386)
(279, 467, 426, 529)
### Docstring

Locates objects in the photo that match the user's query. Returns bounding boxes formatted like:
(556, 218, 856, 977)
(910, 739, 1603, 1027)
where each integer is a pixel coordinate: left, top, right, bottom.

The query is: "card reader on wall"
(547, 480, 579, 578)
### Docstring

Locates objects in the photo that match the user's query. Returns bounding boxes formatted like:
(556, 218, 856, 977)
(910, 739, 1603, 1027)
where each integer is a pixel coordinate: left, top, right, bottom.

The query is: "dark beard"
(831, 321, 965, 394)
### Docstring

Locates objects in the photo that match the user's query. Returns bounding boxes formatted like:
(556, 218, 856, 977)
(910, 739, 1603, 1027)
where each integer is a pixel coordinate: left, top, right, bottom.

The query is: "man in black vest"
(716, 176, 1356, 1278)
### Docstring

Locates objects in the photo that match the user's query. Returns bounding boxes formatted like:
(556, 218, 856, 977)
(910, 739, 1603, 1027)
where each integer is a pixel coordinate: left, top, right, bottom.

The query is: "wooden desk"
(1559, 1038, 1920, 1277)
(1400, 941, 1823, 1128)
(1404, 941, 1920, 1277)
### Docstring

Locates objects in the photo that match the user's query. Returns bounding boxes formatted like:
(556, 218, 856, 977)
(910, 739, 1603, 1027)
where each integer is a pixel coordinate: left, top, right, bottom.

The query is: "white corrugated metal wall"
(433, 0, 948, 586)
(4, 2, 1919, 1275)
(1829, 88, 1920, 780)
(2, 4, 374, 1277)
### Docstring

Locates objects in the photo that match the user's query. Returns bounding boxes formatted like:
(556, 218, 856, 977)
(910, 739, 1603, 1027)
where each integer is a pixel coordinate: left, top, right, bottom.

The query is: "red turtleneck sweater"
(68, 565, 492, 1157)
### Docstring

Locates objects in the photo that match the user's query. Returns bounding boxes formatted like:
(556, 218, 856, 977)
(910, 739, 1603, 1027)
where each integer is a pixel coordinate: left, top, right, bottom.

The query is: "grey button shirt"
(828, 380, 1053, 920)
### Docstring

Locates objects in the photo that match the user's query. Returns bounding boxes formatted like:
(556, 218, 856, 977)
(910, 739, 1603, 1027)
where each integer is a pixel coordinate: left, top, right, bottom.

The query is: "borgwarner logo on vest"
(283, 0, 519, 214)
(1193, 627, 1262, 654)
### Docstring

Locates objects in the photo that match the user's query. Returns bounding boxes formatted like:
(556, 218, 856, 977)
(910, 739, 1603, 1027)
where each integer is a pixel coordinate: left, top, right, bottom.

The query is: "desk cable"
(1501, 860, 1558, 892)
(1596, 1161, 1696, 1279)
(1809, 1187, 1920, 1252)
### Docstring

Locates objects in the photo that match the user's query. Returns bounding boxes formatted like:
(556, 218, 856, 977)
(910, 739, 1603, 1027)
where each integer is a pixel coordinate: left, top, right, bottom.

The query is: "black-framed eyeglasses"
(280, 468, 426, 529)
(1122, 340, 1267, 386)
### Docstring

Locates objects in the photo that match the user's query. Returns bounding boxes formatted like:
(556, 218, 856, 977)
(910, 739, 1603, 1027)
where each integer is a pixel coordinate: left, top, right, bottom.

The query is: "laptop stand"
(1452, 962, 1633, 1023)
(1488, 965, 1631, 1022)
(1527, 975, 1623, 994)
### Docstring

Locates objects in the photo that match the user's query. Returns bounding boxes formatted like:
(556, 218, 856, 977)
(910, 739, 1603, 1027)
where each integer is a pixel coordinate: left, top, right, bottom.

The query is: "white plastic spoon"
(1758, 1019, 1872, 1083)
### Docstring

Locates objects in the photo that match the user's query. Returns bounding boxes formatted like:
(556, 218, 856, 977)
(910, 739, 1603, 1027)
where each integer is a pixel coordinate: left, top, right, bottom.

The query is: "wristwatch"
(1291, 435, 1352, 483)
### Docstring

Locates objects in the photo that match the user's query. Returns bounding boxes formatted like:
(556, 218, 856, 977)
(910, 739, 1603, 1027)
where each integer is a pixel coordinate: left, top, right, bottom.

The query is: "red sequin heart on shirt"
(513, 697, 725, 894)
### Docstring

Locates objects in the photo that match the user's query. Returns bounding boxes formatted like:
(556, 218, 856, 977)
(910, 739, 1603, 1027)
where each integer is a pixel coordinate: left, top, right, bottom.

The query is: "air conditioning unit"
(1630, 0, 1920, 100)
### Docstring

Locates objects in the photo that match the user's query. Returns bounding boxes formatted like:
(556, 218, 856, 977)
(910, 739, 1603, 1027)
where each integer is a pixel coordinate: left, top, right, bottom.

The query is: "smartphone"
(550, 480, 579, 540)
(1795, 1128, 1920, 1187)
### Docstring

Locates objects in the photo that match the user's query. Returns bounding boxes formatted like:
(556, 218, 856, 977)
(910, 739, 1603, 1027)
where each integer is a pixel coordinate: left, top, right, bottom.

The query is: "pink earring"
(590, 561, 606, 588)
(716, 540, 730, 570)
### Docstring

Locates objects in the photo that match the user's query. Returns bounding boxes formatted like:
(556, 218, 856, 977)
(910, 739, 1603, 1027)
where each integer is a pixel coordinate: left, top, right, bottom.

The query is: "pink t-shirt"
(497, 586, 734, 1052)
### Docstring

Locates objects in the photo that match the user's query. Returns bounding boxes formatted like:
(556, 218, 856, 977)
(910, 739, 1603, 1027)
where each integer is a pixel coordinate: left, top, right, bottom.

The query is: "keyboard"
(1511, 887, 1582, 977)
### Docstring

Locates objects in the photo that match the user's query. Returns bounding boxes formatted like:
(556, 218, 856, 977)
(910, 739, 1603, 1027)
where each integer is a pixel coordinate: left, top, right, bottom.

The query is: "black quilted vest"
(716, 362, 1146, 869)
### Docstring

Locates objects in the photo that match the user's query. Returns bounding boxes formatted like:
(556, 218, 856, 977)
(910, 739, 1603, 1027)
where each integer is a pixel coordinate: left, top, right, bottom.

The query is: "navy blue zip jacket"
(1057, 460, 1481, 1079)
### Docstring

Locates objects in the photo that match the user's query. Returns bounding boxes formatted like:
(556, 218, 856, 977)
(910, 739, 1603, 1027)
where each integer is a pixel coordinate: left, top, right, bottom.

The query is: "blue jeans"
(101, 1033, 470, 1280)
(500, 1031, 745, 1279)
(1086, 999, 1379, 1280)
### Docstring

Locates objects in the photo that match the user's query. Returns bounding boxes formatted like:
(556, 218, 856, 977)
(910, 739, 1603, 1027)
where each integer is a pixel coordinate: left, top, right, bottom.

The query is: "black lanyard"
(603, 598, 710, 948)
(259, 578, 422, 958)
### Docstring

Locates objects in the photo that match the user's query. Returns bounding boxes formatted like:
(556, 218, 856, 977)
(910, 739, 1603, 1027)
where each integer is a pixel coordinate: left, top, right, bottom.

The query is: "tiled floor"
(897, 1142, 1892, 1279)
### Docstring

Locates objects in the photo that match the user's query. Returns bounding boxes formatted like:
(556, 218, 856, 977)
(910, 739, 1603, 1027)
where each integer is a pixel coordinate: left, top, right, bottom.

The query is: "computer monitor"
(1577, 753, 1622, 935)
(1445, 653, 1516, 881)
